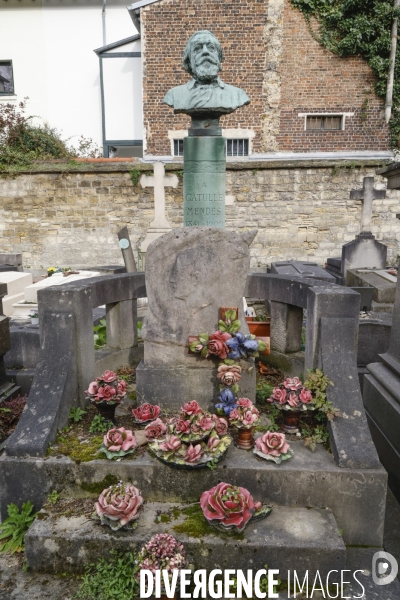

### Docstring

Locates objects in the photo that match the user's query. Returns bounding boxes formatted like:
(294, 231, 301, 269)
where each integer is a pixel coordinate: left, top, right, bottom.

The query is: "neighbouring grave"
(326, 176, 388, 284)
(0, 272, 33, 317)
(364, 273, 400, 502)
(347, 267, 397, 313)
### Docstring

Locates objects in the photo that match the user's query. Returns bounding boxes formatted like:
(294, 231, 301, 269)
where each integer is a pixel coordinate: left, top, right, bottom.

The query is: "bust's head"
(182, 30, 224, 83)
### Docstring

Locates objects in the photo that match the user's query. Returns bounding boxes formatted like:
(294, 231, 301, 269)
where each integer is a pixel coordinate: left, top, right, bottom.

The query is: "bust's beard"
(192, 62, 220, 84)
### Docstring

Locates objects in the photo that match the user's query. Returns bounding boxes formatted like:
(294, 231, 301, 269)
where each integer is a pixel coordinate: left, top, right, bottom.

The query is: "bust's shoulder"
(220, 82, 250, 103)
(163, 82, 191, 106)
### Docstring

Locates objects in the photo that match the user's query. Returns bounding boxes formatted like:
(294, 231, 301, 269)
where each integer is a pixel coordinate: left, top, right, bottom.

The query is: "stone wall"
(0, 162, 399, 269)
(140, 0, 390, 156)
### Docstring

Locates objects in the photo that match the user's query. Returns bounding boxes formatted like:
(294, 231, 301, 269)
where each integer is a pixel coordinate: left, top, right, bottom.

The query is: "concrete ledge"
(0, 442, 386, 546)
(25, 502, 345, 577)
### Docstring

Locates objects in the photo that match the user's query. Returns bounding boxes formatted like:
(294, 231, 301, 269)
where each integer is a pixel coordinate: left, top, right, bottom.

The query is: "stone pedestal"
(270, 300, 303, 353)
(183, 135, 225, 228)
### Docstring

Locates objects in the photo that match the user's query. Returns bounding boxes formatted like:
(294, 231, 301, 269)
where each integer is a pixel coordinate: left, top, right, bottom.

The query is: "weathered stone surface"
(136, 359, 255, 410)
(269, 300, 303, 353)
(25, 503, 345, 577)
(142, 227, 256, 367)
(347, 268, 397, 304)
(342, 232, 387, 283)
(271, 260, 336, 283)
(358, 312, 392, 367)
(0, 442, 387, 546)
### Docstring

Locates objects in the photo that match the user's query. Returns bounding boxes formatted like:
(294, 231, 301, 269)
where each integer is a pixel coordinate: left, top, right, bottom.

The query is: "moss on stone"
(80, 475, 119, 495)
(47, 433, 103, 463)
(173, 504, 244, 540)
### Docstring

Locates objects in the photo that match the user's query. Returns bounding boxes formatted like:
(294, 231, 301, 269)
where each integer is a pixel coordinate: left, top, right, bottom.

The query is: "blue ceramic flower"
(215, 388, 237, 416)
(226, 332, 259, 360)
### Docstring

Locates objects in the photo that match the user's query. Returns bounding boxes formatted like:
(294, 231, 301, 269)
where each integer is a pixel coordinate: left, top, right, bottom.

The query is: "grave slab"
(0, 272, 32, 297)
(347, 268, 397, 304)
(2, 292, 25, 317)
(271, 260, 336, 283)
(25, 502, 345, 577)
(24, 271, 101, 303)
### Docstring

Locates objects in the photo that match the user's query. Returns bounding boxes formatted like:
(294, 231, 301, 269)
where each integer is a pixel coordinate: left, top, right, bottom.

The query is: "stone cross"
(117, 226, 137, 273)
(140, 162, 178, 252)
(350, 177, 386, 233)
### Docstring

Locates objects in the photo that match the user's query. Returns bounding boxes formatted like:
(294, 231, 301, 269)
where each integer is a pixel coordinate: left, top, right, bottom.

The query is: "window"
(226, 138, 249, 157)
(0, 61, 14, 95)
(306, 115, 342, 131)
(173, 139, 184, 156)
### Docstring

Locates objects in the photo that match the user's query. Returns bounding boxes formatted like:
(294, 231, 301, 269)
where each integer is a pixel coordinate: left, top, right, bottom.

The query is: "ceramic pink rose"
(196, 415, 213, 432)
(283, 377, 302, 390)
(99, 385, 117, 402)
(255, 431, 290, 457)
(183, 443, 203, 463)
(132, 403, 161, 422)
(217, 364, 242, 386)
(99, 370, 118, 383)
(271, 387, 287, 404)
(181, 400, 202, 416)
(175, 418, 191, 434)
(242, 409, 259, 427)
(117, 380, 127, 396)
(288, 392, 301, 408)
(158, 435, 182, 452)
(104, 427, 137, 453)
(86, 381, 98, 396)
(212, 416, 228, 435)
(207, 435, 221, 452)
(145, 418, 167, 440)
(237, 398, 252, 408)
(200, 482, 256, 531)
(207, 331, 232, 360)
(299, 387, 313, 404)
(95, 483, 143, 530)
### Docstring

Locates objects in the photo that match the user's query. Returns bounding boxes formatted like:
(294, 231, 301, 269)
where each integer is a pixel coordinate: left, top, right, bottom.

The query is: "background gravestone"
(136, 227, 257, 409)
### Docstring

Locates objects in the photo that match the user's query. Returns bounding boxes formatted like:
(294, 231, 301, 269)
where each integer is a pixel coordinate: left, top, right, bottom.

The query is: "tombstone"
(0, 272, 33, 317)
(326, 177, 388, 284)
(0, 283, 21, 403)
(270, 260, 336, 283)
(0, 253, 23, 272)
(140, 162, 178, 252)
(118, 226, 137, 273)
(377, 161, 400, 189)
(346, 267, 397, 312)
(136, 227, 257, 409)
(363, 273, 400, 501)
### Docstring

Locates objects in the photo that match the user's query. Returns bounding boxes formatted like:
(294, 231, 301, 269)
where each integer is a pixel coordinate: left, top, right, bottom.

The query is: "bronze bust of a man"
(163, 30, 250, 116)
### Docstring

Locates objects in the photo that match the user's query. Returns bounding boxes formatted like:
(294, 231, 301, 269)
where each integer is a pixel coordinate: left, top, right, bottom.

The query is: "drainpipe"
(385, 0, 400, 123)
(102, 0, 107, 46)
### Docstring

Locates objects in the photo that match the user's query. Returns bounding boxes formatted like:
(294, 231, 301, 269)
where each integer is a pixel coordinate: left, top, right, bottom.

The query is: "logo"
(372, 551, 398, 586)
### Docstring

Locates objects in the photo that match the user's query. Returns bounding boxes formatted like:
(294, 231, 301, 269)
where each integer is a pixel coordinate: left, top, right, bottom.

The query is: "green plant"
(93, 319, 107, 349)
(129, 168, 141, 187)
(75, 550, 138, 600)
(290, 0, 400, 148)
(256, 379, 274, 405)
(48, 490, 60, 505)
(0, 501, 38, 554)
(89, 414, 109, 434)
(175, 169, 184, 179)
(302, 424, 330, 452)
(304, 369, 340, 420)
(229, 564, 281, 597)
(69, 407, 87, 423)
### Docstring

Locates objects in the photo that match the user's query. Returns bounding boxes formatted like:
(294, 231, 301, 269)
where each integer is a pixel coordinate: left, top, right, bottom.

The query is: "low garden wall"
(0, 160, 399, 269)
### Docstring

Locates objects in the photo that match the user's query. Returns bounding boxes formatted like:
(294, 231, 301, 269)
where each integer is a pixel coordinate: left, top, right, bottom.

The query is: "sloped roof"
(94, 34, 140, 56)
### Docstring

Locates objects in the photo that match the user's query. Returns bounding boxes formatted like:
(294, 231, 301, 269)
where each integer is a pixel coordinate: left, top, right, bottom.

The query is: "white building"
(0, 0, 143, 157)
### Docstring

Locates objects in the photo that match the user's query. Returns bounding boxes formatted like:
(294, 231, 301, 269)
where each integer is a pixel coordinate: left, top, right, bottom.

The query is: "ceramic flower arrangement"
(99, 427, 137, 460)
(267, 377, 315, 412)
(253, 431, 293, 464)
(200, 482, 272, 533)
(94, 481, 143, 531)
(135, 534, 187, 581)
(85, 370, 127, 405)
(132, 402, 161, 423)
(148, 401, 231, 468)
(228, 398, 260, 429)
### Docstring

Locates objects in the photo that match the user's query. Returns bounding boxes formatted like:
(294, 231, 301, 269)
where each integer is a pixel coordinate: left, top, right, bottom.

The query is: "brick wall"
(0, 163, 398, 269)
(141, 0, 390, 155)
(277, 3, 390, 151)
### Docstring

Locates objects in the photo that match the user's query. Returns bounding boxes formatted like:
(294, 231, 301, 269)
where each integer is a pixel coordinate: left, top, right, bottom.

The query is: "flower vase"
(282, 410, 301, 433)
(93, 401, 117, 424)
(236, 427, 254, 450)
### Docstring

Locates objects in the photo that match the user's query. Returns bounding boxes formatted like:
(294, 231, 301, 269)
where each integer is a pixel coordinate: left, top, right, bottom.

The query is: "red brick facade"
(141, 0, 390, 155)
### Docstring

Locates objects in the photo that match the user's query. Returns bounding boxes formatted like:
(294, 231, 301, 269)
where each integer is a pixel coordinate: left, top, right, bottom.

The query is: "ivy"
(290, 0, 400, 148)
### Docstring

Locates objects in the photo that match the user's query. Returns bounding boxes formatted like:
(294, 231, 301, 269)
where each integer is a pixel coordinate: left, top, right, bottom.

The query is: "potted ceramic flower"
(132, 402, 161, 424)
(228, 398, 260, 449)
(135, 534, 187, 597)
(253, 431, 293, 464)
(85, 370, 127, 423)
(94, 481, 143, 531)
(200, 482, 271, 533)
(267, 377, 315, 432)
(30, 311, 39, 325)
(99, 427, 137, 460)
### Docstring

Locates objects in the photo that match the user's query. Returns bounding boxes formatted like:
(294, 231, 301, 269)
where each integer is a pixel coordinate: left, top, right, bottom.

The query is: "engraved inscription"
(185, 194, 224, 202)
